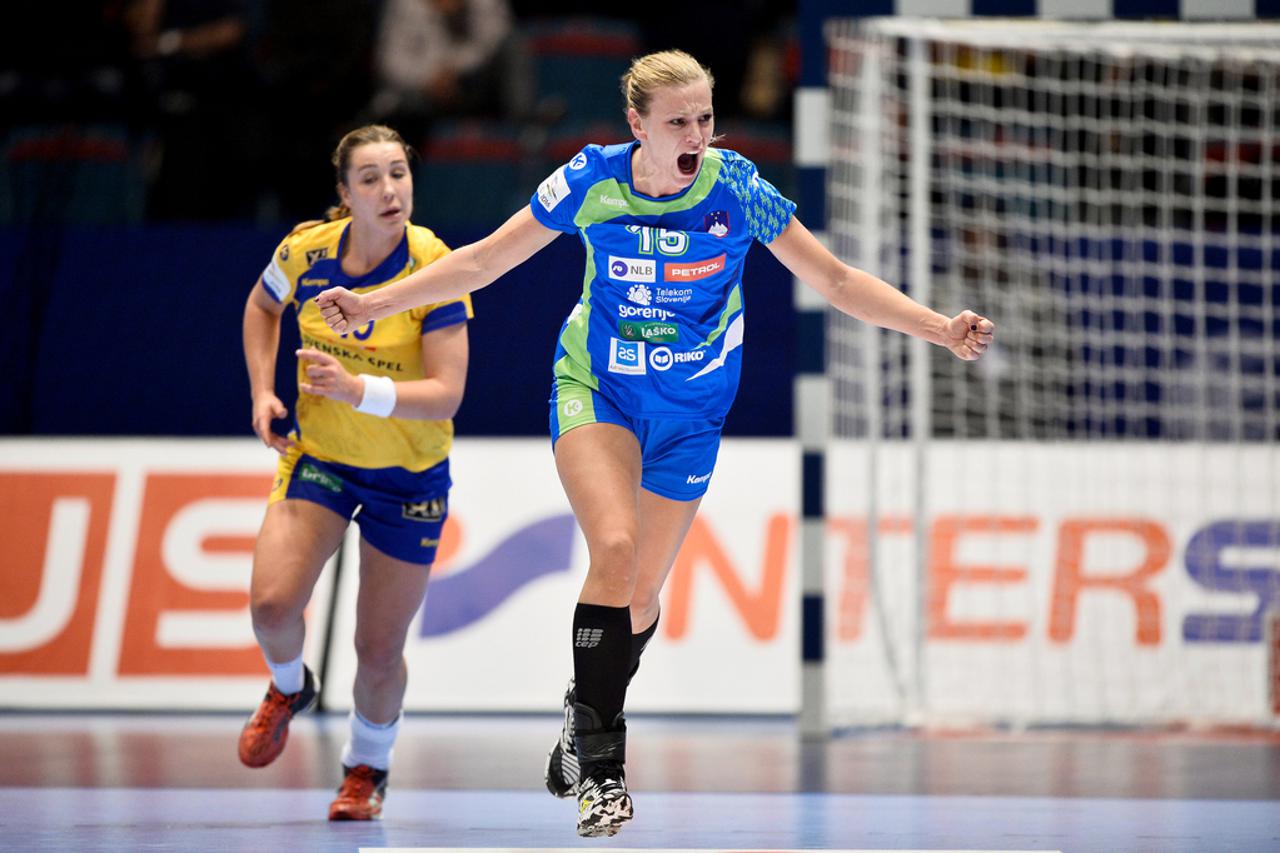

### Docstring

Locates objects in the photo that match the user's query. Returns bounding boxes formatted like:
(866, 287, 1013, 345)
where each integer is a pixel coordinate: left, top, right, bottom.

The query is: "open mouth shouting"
(677, 151, 701, 177)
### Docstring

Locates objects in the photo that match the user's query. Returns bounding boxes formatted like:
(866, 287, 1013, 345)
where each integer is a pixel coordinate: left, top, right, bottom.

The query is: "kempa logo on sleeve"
(664, 254, 726, 282)
(609, 256, 656, 283)
(608, 337, 646, 375)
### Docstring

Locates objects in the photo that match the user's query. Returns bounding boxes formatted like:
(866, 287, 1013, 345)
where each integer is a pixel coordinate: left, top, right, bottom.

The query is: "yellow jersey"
(259, 218, 473, 471)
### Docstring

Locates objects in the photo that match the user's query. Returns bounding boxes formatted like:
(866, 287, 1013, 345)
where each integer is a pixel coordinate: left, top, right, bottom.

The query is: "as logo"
(608, 338, 646, 375)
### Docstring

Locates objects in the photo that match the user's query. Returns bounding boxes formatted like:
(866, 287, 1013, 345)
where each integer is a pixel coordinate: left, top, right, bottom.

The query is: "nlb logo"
(665, 254, 726, 282)
(609, 257, 655, 284)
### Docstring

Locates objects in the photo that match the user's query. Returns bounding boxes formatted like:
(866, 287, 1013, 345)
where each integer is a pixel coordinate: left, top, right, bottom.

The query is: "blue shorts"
(269, 448, 450, 566)
(548, 377, 724, 501)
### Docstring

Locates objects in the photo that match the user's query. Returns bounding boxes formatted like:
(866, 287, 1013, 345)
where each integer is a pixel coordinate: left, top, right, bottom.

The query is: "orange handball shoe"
(237, 666, 319, 768)
(328, 764, 388, 821)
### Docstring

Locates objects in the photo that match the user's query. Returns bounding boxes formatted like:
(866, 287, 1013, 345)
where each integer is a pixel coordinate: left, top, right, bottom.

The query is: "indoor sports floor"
(3, 712, 1279, 852)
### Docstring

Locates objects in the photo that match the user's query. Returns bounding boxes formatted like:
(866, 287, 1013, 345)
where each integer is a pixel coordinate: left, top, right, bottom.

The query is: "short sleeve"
(718, 152, 797, 244)
(260, 238, 297, 303)
(421, 295, 473, 333)
(528, 147, 598, 234)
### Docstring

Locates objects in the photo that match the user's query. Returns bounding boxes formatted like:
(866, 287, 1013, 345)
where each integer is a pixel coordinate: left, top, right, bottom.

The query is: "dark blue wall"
(0, 224, 794, 437)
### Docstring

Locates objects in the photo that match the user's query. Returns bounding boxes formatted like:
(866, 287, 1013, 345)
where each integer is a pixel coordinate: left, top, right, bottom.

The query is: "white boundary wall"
(1, 438, 1275, 723)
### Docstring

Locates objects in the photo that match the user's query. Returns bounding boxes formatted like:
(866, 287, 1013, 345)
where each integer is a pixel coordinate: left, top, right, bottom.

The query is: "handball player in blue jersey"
(318, 51, 994, 837)
(241, 125, 472, 821)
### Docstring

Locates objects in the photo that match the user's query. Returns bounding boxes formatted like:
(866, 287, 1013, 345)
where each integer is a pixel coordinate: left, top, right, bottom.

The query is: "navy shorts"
(548, 376, 724, 501)
(270, 447, 450, 565)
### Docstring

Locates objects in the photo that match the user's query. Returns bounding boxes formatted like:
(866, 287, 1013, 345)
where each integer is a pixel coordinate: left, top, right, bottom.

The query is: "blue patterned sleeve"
(719, 151, 797, 244)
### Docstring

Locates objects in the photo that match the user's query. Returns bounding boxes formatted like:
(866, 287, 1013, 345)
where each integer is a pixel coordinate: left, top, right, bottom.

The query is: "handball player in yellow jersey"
(239, 124, 473, 820)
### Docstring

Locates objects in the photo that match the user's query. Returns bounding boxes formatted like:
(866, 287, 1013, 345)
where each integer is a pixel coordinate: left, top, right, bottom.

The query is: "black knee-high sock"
(627, 612, 660, 682)
(572, 603, 632, 730)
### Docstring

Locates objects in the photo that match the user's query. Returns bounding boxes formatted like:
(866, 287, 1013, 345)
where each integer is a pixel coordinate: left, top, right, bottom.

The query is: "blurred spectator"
(369, 0, 532, 145)
(632, 0, 793, 121)
(126, 0, 257, 219)
(252, 0, 380, 223)
(0, 2, 142, 125)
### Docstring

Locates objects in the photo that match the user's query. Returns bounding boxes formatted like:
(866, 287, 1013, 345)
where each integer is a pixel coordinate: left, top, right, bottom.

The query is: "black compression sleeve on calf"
(571, 603, 632, 729)
(628, 612, 660, 683)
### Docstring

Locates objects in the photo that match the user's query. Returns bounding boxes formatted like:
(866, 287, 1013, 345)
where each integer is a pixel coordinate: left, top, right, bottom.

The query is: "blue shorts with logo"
(269, 447, 450, 565)
(548, 376, 723, 501)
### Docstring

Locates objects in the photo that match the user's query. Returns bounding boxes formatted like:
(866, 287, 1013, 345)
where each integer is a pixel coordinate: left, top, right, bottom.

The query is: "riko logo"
(665, 254, 726, 282)
(608, 256, 655, 284)
(650, 347, 674, 371)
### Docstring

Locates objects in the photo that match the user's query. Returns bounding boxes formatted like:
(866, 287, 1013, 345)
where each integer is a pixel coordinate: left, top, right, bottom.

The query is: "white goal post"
(822, 18, 1280, 728)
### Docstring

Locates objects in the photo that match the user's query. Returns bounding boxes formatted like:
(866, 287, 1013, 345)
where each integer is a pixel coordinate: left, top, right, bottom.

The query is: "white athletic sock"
(340, 709, 400, 771)
(265, 652, 304, 695)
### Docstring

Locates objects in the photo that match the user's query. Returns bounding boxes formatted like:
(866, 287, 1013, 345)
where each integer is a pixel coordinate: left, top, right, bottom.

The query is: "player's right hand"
(316, 286, 369, 334)
(251, 392, 295, 455)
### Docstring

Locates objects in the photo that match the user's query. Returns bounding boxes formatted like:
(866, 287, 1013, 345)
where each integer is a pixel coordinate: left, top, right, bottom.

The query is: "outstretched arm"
(317, 207, 559, 333)
(768, 218, 994, 360)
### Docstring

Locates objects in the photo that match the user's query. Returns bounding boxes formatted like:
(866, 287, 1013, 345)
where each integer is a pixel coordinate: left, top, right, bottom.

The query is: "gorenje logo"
(608, 256, 655, 283)
(619, 320, 678, 343)
(618, 304, 676, 321)
(664, 254, 726, 282)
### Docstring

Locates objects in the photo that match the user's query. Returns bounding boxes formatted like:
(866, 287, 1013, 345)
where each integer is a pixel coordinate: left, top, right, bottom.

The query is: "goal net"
(824, 18, 1280, 727)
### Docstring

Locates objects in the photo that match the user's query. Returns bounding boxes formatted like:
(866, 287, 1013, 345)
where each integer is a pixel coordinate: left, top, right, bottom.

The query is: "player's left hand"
(297, 348, 362, 406)
(942, 310, 995, 361)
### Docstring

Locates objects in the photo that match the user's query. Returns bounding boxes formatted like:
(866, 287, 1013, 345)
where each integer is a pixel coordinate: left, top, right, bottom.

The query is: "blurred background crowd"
(0, 1, 800, 438)
(3, 0, 797, 226)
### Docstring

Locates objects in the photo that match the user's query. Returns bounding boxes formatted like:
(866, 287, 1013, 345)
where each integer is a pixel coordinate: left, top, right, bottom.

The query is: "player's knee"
(353, 634, 404, 675)
(588, 532, 639, 589)
(630, 588, 660, 627)
(250, 592, 303, 634)
(592, 531, 638, 571)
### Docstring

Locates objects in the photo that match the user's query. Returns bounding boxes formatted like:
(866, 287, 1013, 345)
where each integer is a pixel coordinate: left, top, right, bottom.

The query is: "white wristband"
(354, 374, 397, 417)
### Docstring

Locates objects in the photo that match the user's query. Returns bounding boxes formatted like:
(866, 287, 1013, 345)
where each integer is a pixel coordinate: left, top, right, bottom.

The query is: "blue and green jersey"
(530, 141, 796, 420)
